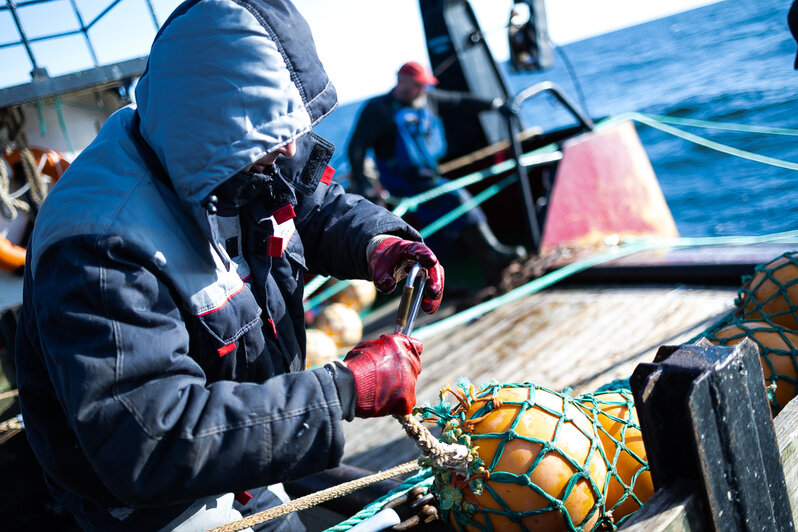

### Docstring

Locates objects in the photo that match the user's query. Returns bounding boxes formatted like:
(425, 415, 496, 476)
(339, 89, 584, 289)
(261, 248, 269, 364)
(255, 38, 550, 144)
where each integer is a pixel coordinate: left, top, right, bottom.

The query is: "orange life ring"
(0, 236, 26, 273)
(3, 145, 70, 184)
(0, 146, 70, 273)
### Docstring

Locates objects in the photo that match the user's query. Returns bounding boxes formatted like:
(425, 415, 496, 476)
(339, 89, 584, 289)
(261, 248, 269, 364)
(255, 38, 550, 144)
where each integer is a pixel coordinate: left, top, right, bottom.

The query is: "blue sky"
(0, 0, 720, 104)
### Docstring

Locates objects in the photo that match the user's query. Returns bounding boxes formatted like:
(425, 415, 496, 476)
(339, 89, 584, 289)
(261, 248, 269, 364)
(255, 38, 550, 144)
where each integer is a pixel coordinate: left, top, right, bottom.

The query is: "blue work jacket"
(14, 0, 419, 529)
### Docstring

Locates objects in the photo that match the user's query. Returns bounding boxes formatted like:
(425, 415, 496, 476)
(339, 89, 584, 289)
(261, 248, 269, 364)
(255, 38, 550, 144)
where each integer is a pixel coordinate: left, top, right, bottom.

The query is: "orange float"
(0, 146, 69, 272)
(304, 328, 339, 368)
(423, 382, 607, 532)
(709, 321, 798, 409)
(737, 253, 798, 330)
(576, 391, 654, 523)
(311, 302, 363, 347)
(329, 279, 377, 313)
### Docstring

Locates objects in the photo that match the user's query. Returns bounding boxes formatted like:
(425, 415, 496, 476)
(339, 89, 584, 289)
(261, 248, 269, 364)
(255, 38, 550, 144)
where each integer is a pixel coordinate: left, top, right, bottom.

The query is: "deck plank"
(342, 284, 737, 471)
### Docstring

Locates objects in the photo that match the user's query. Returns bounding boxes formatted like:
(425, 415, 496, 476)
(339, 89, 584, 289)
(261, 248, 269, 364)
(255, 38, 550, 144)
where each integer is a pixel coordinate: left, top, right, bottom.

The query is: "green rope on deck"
(420, 174, 516, 239)
(390, 144, 561, 218)
(323, 469, 434, 532)
(303, 278, 350, 312)
(412, 230, 798, 342)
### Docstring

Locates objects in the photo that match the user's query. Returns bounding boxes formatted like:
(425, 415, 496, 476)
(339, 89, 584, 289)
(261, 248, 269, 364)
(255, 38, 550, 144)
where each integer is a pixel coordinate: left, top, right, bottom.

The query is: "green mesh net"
(735, 252, 798, 329)
(694, 251, 798, 413)
(416, 378, 652, 531)
(574, 390, 652, 528)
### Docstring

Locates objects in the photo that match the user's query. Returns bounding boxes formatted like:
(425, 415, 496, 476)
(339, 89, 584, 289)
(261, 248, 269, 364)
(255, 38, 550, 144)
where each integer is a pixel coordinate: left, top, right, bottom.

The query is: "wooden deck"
(342, 283, 738, 472)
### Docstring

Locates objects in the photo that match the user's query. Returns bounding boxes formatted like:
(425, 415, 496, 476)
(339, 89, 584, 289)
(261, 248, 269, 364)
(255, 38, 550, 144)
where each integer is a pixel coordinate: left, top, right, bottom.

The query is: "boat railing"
(511, 81, 595, 132)
(1, 0, 160, 82)
(503, 81, 594, 252)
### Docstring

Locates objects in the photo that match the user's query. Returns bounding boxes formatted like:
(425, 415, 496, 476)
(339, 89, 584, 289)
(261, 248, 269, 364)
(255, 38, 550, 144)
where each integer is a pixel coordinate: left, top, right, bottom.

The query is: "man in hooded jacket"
(13, 0, 445, 530)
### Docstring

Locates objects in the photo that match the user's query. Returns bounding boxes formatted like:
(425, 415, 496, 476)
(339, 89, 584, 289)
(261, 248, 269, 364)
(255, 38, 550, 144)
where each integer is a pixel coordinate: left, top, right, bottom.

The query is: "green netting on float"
(734, 252, 798, 329)
(413, 378, 651, 531)
(691, 251, 798, 412)
(574, 390, 652, 528)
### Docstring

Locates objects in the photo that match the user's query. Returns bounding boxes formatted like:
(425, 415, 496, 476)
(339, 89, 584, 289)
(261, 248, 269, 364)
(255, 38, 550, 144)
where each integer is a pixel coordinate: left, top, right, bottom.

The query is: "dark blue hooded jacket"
(14, 0, 419, 529)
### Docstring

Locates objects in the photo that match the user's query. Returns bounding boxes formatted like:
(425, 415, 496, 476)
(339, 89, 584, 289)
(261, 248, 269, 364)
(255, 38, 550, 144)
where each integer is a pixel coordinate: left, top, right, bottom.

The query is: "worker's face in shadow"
(394, 76, 428, 107)
(246, 140, 297, 172)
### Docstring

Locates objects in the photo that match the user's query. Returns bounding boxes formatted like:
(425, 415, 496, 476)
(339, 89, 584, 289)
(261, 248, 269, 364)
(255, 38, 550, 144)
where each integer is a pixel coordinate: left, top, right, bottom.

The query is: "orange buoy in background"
(311, 302, 363, 348)
(577, 391, 654, 524)
(708, 321, 798, 409)
(329, 279, 377, 313)
(423, 382, 607, 532)
(737, 253, 798, 330)
(304, 328, 339, 368)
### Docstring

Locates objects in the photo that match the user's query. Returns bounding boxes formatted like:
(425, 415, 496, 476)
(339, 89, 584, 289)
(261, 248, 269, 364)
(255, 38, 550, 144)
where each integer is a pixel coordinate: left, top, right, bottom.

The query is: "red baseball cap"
(398, 61, 438, 86)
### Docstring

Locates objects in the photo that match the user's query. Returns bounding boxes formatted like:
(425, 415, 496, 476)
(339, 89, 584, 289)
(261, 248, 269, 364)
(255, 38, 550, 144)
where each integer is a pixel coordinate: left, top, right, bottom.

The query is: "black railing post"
(630, 339, 794, 531)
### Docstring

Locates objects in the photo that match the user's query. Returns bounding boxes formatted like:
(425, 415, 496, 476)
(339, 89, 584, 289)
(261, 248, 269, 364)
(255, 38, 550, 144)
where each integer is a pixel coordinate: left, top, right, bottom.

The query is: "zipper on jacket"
(204, 194, 232, 271)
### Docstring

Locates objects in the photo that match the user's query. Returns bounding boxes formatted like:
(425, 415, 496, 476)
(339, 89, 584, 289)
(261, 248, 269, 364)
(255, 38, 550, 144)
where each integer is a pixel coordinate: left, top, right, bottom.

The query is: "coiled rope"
(0, 414, 23, 445)
(0, 107, 49, 220)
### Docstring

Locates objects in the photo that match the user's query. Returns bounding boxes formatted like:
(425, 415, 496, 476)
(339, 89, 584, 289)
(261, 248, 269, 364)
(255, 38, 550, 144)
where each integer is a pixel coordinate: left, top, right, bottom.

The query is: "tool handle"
(394, 263, 428, 337)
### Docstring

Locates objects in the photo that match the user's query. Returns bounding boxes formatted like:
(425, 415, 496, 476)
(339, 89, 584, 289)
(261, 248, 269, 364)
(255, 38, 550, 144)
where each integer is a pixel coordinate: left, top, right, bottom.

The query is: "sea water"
(314, 0, 798, 239)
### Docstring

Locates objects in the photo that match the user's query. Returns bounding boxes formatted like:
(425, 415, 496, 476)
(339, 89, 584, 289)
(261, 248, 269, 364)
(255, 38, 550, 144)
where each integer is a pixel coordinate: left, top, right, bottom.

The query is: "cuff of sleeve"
(365, 234, 399, 264)
(325, 360, 357, 421)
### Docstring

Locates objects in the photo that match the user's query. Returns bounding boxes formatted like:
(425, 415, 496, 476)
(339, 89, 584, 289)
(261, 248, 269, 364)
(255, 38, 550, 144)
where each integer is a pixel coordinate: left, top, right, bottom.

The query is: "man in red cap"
(347, 61, 525, 285)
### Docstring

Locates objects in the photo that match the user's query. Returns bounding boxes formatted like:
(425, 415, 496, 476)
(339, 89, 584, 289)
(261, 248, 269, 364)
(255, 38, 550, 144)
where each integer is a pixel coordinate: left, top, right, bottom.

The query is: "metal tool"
(394, 263, 428, 336)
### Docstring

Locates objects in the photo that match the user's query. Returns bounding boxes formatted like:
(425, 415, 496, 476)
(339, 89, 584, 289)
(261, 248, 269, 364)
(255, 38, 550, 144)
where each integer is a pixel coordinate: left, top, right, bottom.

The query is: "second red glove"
(343, 334, 423, 418)
(368, 237, 445, 313)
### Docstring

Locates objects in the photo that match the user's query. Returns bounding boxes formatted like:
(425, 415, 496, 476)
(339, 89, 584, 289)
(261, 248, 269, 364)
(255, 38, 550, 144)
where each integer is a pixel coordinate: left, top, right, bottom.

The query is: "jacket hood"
(134, 0, 337, 210)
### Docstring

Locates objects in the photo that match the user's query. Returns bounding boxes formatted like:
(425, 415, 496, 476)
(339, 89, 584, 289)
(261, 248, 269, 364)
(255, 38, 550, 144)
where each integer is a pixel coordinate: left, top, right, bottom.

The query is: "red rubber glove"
(368, 237, 445, 313)
(343, 334, 423, 418)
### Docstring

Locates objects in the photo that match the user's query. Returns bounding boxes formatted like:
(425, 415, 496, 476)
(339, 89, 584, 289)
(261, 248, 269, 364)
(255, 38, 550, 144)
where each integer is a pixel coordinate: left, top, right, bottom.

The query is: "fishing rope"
(54, 96, 75, 155)
(393, 414, 472, 474)
(324, 469, 434, 532)
(0, 414, 23, 445)
(0, 154, 28, 220)
(411, 230, 798, 342)
(420, 174, 516, 239)
(637, 113, 798, 136)
(206, 416, 467, 531)
(603, 112, 798, 172)
(390, 145, 560, 218)
(0, 389, 18, 401)
(303, 278, 351, 312)
(303, 146, 561, 312)
(207, 460, 421, 532)
(0, 108, 46, 219)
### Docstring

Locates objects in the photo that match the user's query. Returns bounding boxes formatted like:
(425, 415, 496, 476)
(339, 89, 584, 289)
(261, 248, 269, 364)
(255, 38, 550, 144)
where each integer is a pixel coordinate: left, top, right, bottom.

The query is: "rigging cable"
(551, 38, 591, 118)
